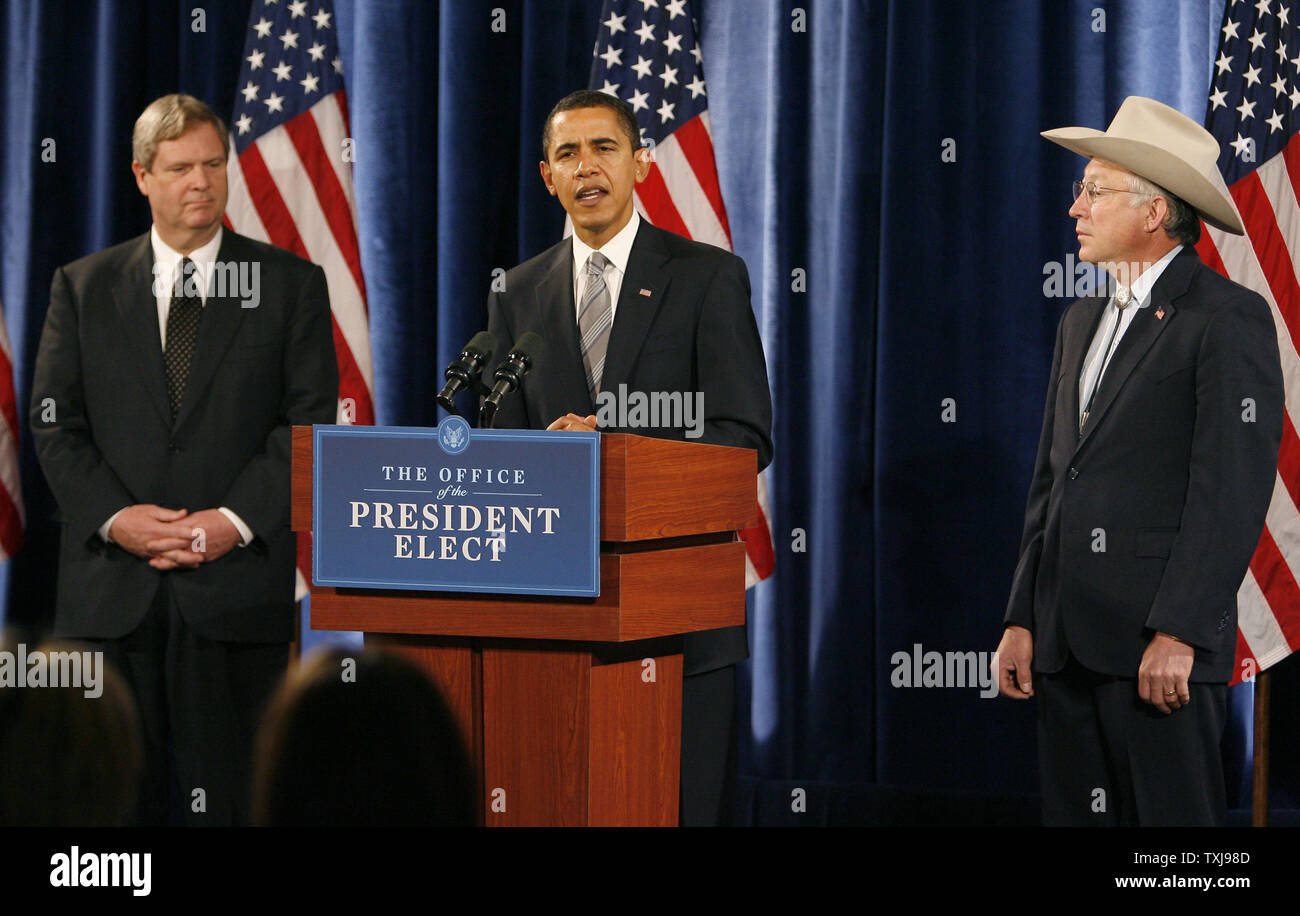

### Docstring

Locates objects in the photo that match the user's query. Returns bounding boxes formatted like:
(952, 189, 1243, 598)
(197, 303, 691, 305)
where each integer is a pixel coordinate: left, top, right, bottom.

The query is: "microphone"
(436, 331, 497, 417)
(480, 332, 545, 429)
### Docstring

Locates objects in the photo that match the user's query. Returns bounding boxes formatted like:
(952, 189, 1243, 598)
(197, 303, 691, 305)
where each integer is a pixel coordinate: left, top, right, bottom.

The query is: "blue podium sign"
(312, 421, 600, 596)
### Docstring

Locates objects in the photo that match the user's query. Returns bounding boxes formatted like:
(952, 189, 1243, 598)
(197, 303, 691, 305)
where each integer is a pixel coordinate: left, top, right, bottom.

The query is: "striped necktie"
(579, 251, 612, 398)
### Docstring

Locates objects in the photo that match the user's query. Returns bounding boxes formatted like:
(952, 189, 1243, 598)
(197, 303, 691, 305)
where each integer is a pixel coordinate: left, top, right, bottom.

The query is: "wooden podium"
(291, 427, 756, 826)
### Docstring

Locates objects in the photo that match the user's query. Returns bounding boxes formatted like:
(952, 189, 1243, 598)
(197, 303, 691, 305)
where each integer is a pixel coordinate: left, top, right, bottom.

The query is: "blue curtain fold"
(1, 0, 1292, 811)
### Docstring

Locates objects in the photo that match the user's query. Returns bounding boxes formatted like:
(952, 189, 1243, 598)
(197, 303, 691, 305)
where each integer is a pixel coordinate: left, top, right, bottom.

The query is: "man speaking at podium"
(30, 94, 339, 825)
(486, 90, 772, 825)
(996, 97, 1284, 826)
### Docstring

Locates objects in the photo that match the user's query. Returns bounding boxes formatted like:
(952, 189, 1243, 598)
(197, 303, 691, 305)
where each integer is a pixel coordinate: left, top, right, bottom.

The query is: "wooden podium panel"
(294, 426, 753, 826)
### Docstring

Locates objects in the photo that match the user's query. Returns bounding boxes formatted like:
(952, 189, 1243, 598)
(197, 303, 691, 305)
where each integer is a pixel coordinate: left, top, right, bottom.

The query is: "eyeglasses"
(1072, 179, 1146, 207)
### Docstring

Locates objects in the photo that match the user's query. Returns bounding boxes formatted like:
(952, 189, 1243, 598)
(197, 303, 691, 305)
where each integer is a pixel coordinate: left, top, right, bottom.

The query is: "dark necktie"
(165, 257, 202, 421)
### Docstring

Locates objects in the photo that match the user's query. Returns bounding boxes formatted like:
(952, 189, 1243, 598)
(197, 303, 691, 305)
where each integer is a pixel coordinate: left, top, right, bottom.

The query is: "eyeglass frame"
(1071, 179, 1151, 208)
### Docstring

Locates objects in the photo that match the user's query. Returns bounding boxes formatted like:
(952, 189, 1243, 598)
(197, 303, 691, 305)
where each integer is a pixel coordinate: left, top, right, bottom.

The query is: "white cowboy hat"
(1041, 95, 1244, 235)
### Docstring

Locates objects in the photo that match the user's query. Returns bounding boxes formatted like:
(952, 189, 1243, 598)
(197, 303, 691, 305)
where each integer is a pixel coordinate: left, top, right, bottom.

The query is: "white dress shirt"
(99, 226, 253, 548)
(1077, 244, 1183, 425)
(571, 209, 640, 322)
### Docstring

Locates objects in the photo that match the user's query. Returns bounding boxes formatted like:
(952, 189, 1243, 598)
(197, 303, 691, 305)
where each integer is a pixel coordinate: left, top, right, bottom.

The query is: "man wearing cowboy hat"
(994, 96, 1284, 826)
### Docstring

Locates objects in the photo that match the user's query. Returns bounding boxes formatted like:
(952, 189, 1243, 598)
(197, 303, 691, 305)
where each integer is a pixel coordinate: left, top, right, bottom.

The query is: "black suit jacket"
(486, 220, 772, 674)
(1004, 247, 1283, 683)
(31, 229, 339, 644)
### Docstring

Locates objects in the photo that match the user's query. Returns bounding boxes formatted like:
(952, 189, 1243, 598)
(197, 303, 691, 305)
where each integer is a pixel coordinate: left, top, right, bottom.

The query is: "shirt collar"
(1124, 243, 1182, 308)
(572, 209, 640, 277)
(151, 224, 223, 270)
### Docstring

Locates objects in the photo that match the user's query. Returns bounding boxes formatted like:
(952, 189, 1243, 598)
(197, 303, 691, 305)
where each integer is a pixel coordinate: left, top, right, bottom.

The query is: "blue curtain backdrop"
(1, 0, 1296, 819)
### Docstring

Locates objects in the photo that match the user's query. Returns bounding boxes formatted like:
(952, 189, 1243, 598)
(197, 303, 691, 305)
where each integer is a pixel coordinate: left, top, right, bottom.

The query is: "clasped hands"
(109, 504, 241, 570)
(546, 413, 598, 432)
(993, 624, 1195, 714)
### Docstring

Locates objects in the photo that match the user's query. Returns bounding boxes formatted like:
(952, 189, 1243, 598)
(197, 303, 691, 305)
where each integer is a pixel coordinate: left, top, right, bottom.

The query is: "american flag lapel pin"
(639, 288, 652, 297)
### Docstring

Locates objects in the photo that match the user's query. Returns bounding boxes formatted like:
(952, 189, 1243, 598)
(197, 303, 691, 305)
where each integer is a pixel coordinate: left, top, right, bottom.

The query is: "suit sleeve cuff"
(218, 507, 254, 547)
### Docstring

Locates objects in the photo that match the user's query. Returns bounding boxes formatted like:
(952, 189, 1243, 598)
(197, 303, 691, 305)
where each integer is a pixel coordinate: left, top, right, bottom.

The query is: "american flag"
(225, 0, 374, 595)
(1202, 0, 1300, 683)
(0, 298, 22, 563)
(590, 0, 775, 586)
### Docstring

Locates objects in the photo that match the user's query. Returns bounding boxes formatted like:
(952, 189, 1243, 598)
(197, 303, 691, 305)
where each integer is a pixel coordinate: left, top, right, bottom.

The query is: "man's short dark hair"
(1126, 173, 1202, 247)
(541, 90, 642, 159)
(1160, 192, 1202, 247)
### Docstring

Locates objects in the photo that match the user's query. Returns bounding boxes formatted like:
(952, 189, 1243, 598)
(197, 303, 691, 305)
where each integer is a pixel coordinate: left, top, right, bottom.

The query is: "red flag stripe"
(0, 486, 22, 558)
(333, 317, 376, 425)
(236, 142, 311, 259)
(282, 113, 368, 305)
(235, 143, 376, 426)
(1230, 173, 1300, 347)
(1248, 523, 1300, 653)
(673, 115, 733, 246)
(1280, 412, 1300, 513)
(739, 502, 775, 579)
(635, 163, 693, 238)
(1231, 627, 1254, 685)
(1194, 226, 1228, 276)
(336, 87, 353, 146)
(0, 345, 19, 453)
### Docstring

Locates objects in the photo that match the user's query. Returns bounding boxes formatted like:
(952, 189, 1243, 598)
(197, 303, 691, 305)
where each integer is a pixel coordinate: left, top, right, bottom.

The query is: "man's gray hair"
(1125, 172, 1202, 247)
(132, 94, 229, 171)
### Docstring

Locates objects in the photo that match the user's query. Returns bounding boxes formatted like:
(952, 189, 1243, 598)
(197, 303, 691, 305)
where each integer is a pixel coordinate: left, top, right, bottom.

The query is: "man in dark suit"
(486, 90, 772, 826)
(995, 97, 1284, 826)
(30, 94, 338, 825)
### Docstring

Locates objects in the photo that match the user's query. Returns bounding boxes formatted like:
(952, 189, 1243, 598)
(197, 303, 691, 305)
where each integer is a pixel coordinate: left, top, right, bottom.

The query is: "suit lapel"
(1074, 248, 1195, 448)
(534, 239, 597, 416)
(111, 234, 171, 427)
(600, 222, 669, 393)
(173, 231, 249, 430)
(1062, 296, 1108, 435)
